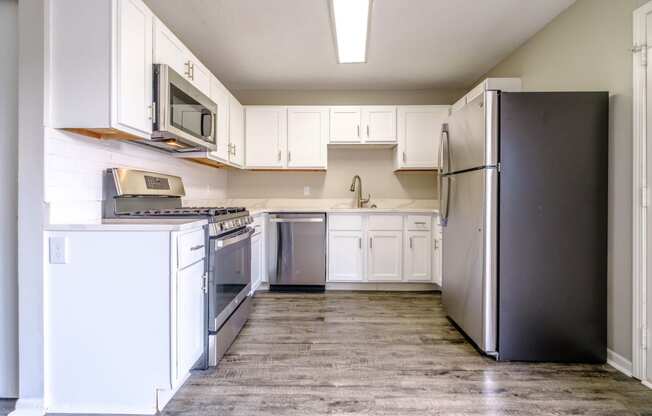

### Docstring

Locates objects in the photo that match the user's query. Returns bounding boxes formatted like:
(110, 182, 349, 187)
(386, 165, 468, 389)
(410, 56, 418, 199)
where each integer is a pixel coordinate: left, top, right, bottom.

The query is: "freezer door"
(446, 91, 498, 173)
(442, 168, 497, 353)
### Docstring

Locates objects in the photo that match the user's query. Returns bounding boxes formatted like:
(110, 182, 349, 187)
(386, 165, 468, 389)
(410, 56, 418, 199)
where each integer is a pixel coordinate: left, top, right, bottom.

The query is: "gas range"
(102, 168, 251, 237)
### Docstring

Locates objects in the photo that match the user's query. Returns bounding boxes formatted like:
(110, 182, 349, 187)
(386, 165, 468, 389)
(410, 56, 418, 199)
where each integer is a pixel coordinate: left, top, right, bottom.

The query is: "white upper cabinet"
(245, 106, 287, 168)
(361, 106, 396, 143)
(210, 76, 230, 162)
(287, 107, 328, 169)
(330, 107, 362, 143)
(153, 18, 210, 97)
(228, 94, 245, 167)
(396, 106, 450, 170)
(50, 0, 154, 139)
(329, 106, 397, 144)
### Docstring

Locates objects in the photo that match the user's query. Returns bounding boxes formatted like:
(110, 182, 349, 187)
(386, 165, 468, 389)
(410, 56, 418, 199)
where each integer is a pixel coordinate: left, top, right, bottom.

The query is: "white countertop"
(46, 218, 208, 232)
(249, 208, 439, 217)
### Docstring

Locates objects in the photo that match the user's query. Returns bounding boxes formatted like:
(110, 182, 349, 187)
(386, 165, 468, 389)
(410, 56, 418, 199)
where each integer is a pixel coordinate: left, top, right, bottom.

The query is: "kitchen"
(3, 0, 652, 415)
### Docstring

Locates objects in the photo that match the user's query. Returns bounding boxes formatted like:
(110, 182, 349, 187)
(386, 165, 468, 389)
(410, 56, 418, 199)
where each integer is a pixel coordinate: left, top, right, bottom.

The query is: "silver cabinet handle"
(201, 273, 208, 293)
(409, 237, 413, 249)
(358, 238, 362, 249)
(369, 237, 373, 249)
(190, 244, 205, 251)
(434, 239, 439, 250)
(150, 102, 157, 124)
(190, 62, 195, 80)
(414, 221, 426, 225)
(357, 125, 360, 138)
(288, 151, 291, 162)
(277, 150, 281, 162)
(184, 61, 192, 79)
(232, 143, 236, 156)
(402, 152, 407, 162)
(366, 125, 370, 137)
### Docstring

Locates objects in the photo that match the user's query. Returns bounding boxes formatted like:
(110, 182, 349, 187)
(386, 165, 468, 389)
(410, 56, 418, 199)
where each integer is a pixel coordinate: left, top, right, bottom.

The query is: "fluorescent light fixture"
(330, 0, 371, 64)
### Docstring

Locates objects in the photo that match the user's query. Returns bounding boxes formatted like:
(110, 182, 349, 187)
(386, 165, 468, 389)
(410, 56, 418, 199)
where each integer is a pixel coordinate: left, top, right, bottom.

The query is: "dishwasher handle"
(270, 217, 324, 223)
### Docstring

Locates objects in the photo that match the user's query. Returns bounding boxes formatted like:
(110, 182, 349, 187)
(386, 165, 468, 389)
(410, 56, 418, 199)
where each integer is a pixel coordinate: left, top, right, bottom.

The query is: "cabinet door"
(362, 106, 396, 143)
(404, 231, 432, 282)
(251, 233, 263, 291)
(245, 106, 287, 168)
(177, 259, 205, 379)
(397, 106, 449, 169)
(433, 219, 442, 286)
(328, 231, 364, 282)
(210, 76, 230, 161)
(329, 107, 361, 143)
(115, 0, 153, 136)
(287, 107, 328, 169)
(153, 18, 187, 79)
(189, 59, 211, 97)
(229, 95, 245, 167)
(367, 231, 402, 282)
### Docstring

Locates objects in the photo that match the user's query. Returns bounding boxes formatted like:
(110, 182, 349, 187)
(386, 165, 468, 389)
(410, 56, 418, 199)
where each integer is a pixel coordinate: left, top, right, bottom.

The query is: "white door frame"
(633, 1, 652, 384)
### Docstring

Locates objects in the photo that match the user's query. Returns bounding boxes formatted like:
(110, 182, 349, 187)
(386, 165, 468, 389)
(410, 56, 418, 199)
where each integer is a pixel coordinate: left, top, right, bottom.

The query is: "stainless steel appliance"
(267, 213, 326, 291)
(147, 64, 217, 153)
(103, 168, 253, 368)
(440, 91, 608, 362)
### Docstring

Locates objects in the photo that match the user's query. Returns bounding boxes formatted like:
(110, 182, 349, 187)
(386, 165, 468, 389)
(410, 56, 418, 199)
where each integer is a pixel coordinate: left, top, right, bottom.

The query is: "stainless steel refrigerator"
(439, 90, 608, 362)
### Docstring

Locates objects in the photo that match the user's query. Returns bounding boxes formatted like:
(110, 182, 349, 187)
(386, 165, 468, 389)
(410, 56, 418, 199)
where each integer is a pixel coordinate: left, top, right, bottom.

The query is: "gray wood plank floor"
(162, 291, 652, 416)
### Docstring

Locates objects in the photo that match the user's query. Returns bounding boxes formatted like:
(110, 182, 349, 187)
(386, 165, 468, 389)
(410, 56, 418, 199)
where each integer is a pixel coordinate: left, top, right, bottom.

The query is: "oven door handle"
(270, 218, 324, 223)
(215, 228, 253, 249)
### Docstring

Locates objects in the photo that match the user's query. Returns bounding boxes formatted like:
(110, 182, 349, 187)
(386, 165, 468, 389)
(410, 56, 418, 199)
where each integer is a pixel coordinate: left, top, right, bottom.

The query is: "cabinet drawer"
(367, 215, 403, 231)
(328, 214, 362, 230)
(406, 215, 432, 230)
(178, 228, 206, 269)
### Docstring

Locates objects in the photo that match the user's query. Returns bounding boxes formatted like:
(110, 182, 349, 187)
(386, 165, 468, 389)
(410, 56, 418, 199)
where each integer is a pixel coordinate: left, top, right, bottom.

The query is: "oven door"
(208, 227, 253, 332)
(152, 64, 217, 152)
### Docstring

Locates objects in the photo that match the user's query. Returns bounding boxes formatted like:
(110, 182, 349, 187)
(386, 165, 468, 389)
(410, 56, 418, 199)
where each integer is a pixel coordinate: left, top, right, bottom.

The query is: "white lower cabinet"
(404, 231, 432, 282)
(175, 259, 205, 382)
(328, 231, 365, 282)
(251, 230, 264, 290)
(327, 213, 439, 284)
(367, 231, 403, 282)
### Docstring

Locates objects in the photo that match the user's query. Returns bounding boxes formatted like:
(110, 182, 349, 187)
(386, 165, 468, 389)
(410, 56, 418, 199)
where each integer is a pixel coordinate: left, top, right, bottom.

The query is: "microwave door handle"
(200, 112, 213, 139)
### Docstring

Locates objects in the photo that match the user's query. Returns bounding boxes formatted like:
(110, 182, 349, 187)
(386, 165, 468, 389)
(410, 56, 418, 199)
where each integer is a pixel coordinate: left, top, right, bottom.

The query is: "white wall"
(45, 129, 228, 224)
(0, 0, 18, 399)
(481, 0, 647, 361)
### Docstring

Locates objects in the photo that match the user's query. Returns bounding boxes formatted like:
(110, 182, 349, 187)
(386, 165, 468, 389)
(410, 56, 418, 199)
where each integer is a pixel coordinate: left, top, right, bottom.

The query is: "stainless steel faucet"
(349, 175, 370, 208)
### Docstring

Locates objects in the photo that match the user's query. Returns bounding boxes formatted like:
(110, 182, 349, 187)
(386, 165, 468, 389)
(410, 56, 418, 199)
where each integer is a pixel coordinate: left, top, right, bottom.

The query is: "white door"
(367, 231, 402, 282)
(287, 107, 328, 169)
(404, 231, 432, 282)
(228, 95, 245, 167)
(153, 18, 187, 78)
(362, 106, 396, 143)
(328, 231, 364, 282)
(245, 106, 286, 168)
(251, 233, 263, 291)
(210, 76, 230, 161)
(176, 260, 204, 378)
(115, 0, 153, 136)
(330, 106, 362, 143)
(397, 106, 449, 169)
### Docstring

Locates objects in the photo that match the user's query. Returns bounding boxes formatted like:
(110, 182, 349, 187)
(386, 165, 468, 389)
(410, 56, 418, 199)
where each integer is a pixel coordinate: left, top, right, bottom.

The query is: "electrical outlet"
(49, 236, 68, 264)
(303, 186, 311, 196)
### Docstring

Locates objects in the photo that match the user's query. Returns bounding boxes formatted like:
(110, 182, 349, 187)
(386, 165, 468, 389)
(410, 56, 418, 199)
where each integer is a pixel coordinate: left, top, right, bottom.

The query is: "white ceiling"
(143, 0, 575, 91)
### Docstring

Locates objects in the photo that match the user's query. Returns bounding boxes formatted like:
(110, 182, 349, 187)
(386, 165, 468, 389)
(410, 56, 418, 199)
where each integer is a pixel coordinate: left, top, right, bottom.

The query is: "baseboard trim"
(326, 282, 439, 291)
(8, 398, 44, 416)
(607, 349, 633, 377)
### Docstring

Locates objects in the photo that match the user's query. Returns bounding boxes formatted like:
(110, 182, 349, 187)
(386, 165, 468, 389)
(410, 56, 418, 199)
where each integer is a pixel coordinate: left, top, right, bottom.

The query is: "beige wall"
(227, 148, 436, 200)
(481, 0, 647, 361)
(227, 89, 464, 201)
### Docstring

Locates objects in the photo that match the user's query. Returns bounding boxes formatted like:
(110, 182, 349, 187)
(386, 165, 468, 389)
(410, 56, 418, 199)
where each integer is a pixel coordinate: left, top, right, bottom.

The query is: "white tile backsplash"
(45, 128, 227, 224)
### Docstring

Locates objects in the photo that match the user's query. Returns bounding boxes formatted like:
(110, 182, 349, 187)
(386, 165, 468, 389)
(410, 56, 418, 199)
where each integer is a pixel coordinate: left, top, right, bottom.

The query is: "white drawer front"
(178, 229, 206, 269)
(328, 214, 363, 231)
(406, 215, 432, 230)
(367, 215, 403, 231)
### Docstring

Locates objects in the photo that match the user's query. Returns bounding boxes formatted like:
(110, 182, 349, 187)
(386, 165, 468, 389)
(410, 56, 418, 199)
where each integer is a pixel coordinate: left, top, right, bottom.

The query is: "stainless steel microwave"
(149, 64, 217, 152)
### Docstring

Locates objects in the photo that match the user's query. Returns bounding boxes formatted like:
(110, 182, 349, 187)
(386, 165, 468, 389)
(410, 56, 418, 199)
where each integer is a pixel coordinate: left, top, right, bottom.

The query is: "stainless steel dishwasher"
(267, 213, 326, 291)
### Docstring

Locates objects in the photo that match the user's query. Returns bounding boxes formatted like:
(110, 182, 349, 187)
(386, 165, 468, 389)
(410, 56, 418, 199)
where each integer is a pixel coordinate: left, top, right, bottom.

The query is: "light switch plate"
(303, 186, 311, 196)
(49, 236, 68, 264)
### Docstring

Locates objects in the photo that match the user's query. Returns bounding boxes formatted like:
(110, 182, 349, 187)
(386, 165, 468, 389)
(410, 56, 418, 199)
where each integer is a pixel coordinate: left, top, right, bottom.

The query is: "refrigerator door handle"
(441, 176, 451, 224)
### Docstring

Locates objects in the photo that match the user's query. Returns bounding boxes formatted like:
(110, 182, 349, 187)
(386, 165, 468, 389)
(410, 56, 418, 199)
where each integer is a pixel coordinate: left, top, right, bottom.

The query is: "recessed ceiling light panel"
(330, 0, 371, 64)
